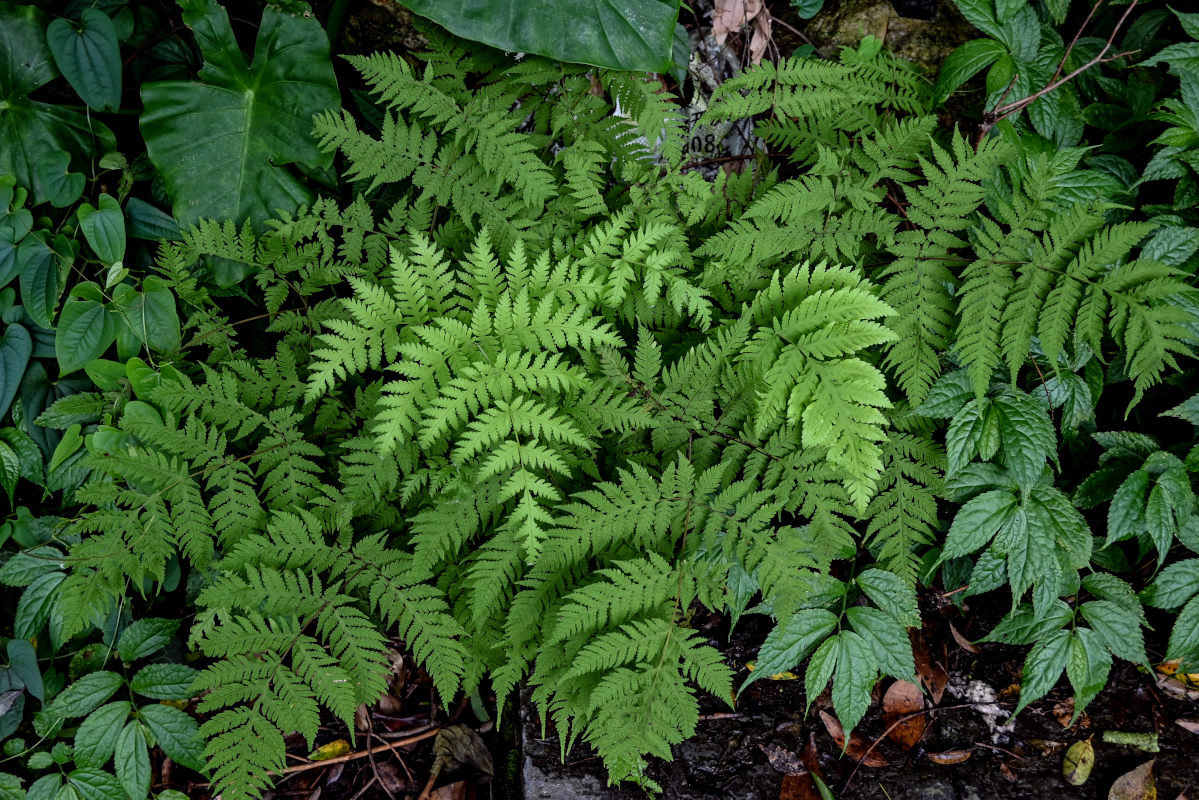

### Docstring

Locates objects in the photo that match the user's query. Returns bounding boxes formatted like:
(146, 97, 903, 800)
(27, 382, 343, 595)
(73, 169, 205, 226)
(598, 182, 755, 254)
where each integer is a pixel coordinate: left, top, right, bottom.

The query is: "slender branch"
(276, 727, 440, 776)
(978, 0, 1140, 141)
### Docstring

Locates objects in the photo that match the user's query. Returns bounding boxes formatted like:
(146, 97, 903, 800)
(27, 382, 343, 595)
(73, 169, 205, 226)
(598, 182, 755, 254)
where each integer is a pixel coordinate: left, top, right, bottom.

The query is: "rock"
(802, 0, 977, 75)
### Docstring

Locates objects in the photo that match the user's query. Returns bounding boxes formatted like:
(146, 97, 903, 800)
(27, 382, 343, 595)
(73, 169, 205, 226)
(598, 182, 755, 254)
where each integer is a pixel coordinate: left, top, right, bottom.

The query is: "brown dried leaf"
(780, 773, 821, 800)
(1176, 719, 1199, 734)
(1053, 698, 1076, 728)
(882, 680, 926, 750)
(927, 749, 972, 765)
(949, 622, 980, 654)
(432, 725, 494, 778)
(430, 781, 466, 800)
(711, 0, 765, 46)
(1108, 760, 1156, 800)
(819, 710, 887, 767)
(999, 762, 1019, 782)
(748, 10, 772, 65)
(760, 743, 805, 775)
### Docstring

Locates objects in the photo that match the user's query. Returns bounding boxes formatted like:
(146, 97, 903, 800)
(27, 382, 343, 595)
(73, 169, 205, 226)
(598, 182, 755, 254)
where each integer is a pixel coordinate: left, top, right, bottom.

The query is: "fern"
(51, 32, 1199, 800)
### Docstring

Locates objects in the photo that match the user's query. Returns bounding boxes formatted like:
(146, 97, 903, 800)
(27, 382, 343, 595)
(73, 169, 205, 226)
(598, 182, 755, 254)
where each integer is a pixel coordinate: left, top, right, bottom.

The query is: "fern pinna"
(53, 32, 1197, 799)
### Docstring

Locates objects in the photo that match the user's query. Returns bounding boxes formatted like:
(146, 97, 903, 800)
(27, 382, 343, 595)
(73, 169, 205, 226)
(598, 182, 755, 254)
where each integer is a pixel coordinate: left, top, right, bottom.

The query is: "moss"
(804, 0, 977, 75)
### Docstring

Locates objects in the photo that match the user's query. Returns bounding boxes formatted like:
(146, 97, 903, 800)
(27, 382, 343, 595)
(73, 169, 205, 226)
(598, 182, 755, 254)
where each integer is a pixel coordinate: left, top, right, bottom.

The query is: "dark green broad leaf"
(830, 631, 876, 734)
(129, 663, 196, 700)
(25, 774, 61, 800)
(1065, 627, 1111, 722)
(0, 4, 116, 203)
(15, 570, 64, 638)
(915, 369, 973, 418)
(402, 0, 681, 72)
(34, 152, 85, 208)
(6, 638, 42, 701)
(116, 618, 178, 662)
(1166, 594, 1199, 665)
(932, 38, 1007, 106)
(992, 391, 1055, 494)
(72, 701, 131, 768)
(1141, 558, 1199, 609)
(45, 8, 122, 112)
(113, 722, 149, 800)
(42, 671, 123, 722)
(1108, 469, 1150, 544)
(743, 608, 837, 691)
(1079, 600, 1146, 663)
(17, 235, 60, 329)
(136, 703, 204, 772)
(66, 768, 124, 800)
(845, 606, 916, 684)
(123, 198, 180, 241)
(1012, 628, 1070, 716)
(0, 773, 22, 800)
(944, 397, 990, 476)
(943, 488, 1018, 559)
(984, 600, 1072, 645)
(110, 277, 180, 356)
(0, 323, 30, 418)
(56, 285, 117, 376)
(139, 0, 340, 229)
(77, 194, 125, 266)
(855, 568, 919, 628)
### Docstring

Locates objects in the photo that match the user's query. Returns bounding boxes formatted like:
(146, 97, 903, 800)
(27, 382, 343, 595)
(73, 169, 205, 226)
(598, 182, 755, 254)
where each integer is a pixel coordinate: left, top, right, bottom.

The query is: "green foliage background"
(2, 0, 1199, 799)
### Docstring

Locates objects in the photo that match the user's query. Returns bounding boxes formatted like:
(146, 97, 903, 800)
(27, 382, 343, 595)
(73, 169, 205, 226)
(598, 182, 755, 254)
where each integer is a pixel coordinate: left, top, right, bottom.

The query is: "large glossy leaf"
(139, 0, 340, 229)
(0, 3, 116, 200)
(401, 0, 681, 71)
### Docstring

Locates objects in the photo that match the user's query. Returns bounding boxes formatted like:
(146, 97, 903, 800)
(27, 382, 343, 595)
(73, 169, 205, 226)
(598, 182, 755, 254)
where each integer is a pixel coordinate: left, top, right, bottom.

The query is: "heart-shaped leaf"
(139, 0, 340, 229)
(45, 8, 122, 112)
(0, 4, 116, 201)
(77, 194, 126, 266)
(0, 322, 31, 418)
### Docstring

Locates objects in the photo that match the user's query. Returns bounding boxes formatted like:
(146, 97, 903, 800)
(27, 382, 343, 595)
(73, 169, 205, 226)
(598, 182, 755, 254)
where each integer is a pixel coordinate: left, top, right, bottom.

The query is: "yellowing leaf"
(308, 739, 351, 761)
(744, 662, 799, 680)
(1063, 738, 1094, 786)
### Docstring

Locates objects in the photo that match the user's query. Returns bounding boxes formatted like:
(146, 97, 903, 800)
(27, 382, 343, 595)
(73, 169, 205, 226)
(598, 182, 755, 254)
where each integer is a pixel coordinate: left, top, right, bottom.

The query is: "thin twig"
(770, 17, 827, 59)
(278, 727, 440, 776)
(978, 0, 1140, 141)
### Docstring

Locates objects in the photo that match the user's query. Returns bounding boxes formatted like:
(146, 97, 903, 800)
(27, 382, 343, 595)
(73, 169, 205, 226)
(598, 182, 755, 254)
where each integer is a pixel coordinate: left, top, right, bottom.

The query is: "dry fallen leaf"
(779, 772, 822, 800)
(999, 762, 1019, 782)
(819, 710, 887, 767)
(760, 743, 805, 775)
(882, 680, 926, 750)
(1053, 698, 1077, 728)
(1063, 738, 1095, 786)
(1175, 719, 1199, 735)
(927, 749, 972, 765)
(748, 9, 772, 65)
(949, 622, 981, 654)
(1109, 760, 1156, 800)
(430, 781, 466, 800)
(1155, 661, 1199, 701)
(418, 725, 494, 800)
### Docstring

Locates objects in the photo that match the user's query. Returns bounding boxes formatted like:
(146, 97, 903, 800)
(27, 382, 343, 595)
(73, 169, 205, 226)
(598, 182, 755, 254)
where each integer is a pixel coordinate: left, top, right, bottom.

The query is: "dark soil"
(521, 608, 1199, 800)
